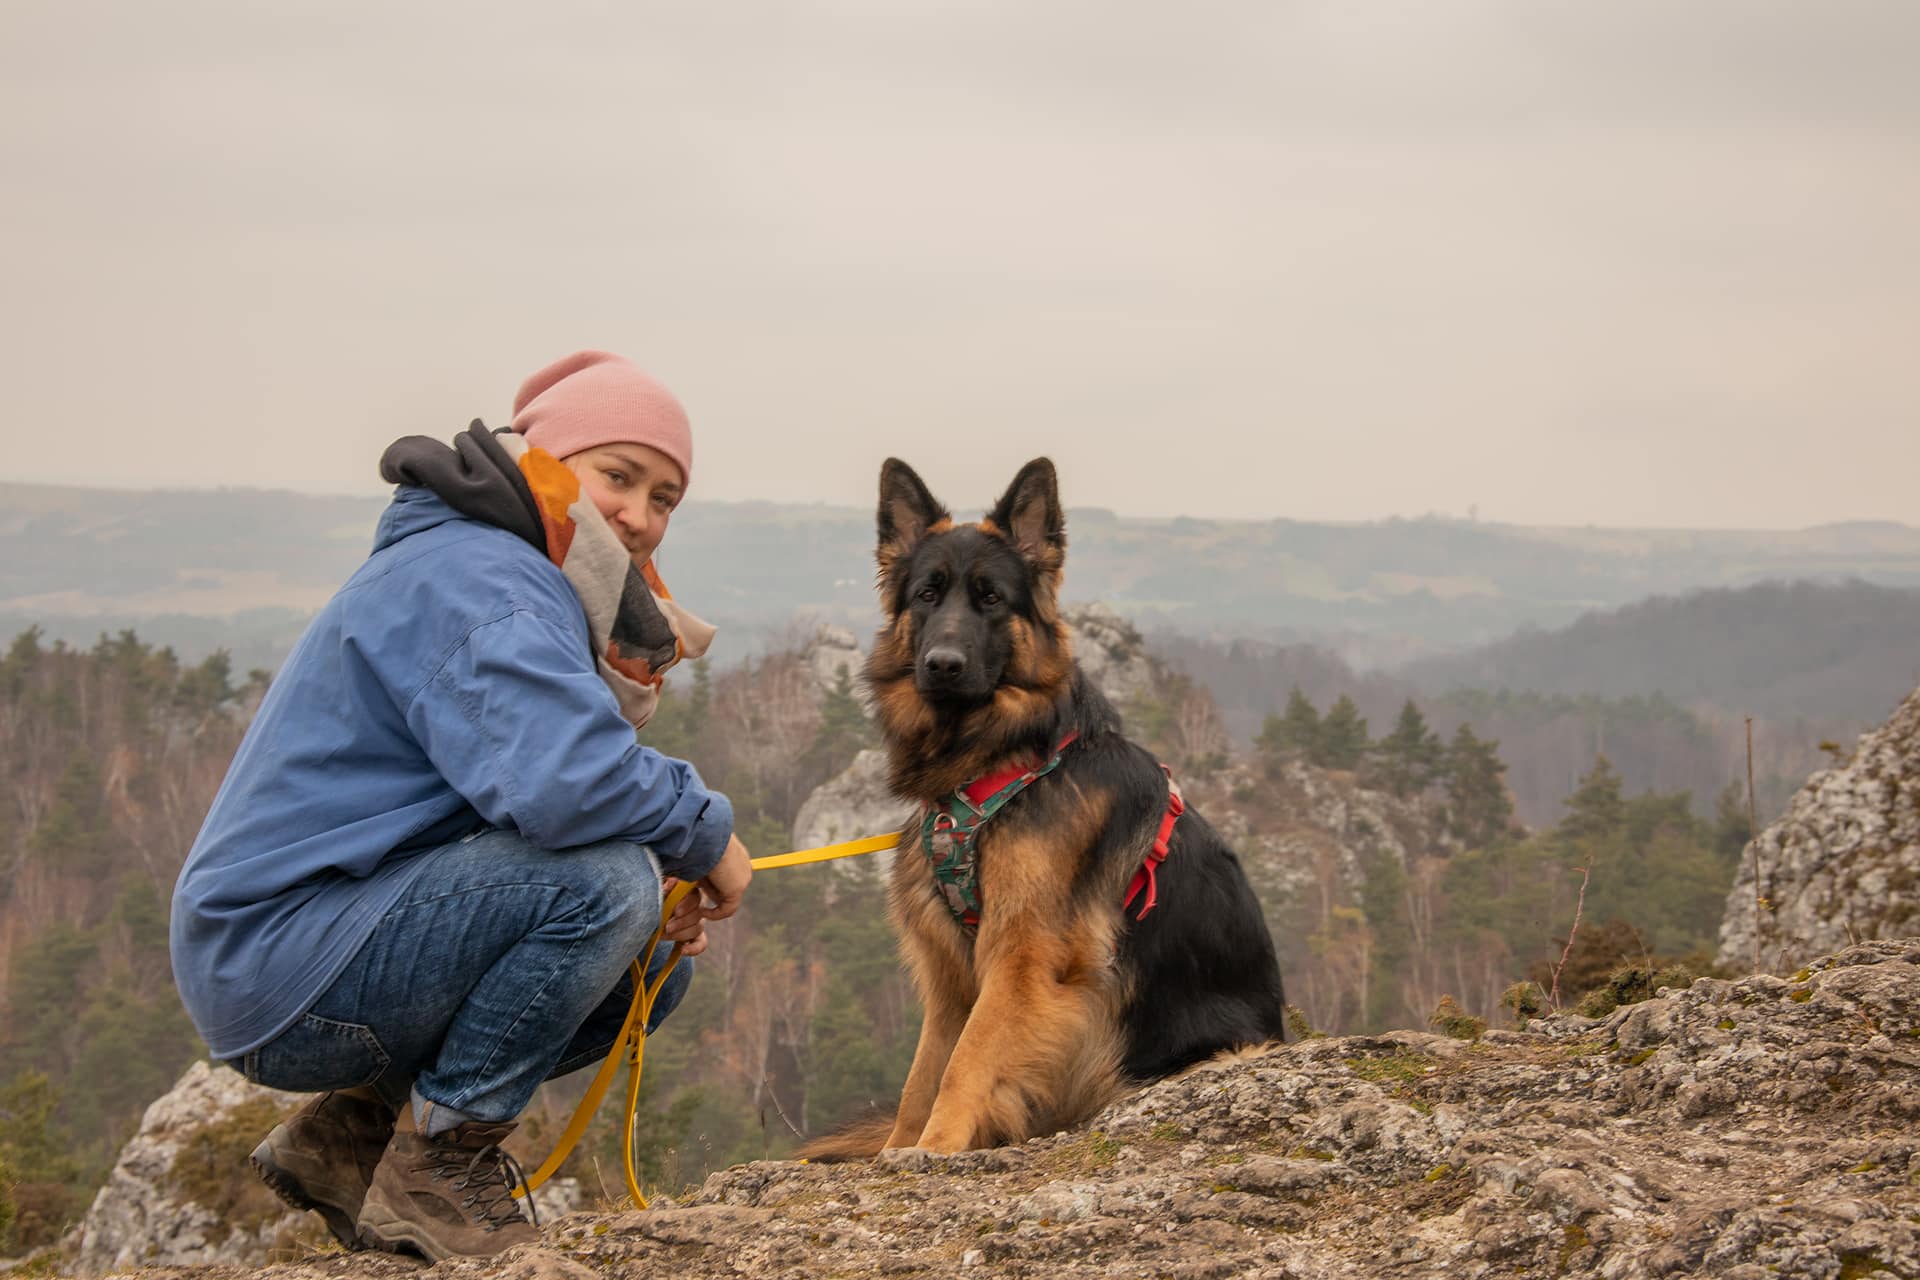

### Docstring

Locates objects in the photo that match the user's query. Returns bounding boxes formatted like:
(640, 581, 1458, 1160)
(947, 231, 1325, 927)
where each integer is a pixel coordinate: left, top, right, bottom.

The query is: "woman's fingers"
(658, 877, 708, 951)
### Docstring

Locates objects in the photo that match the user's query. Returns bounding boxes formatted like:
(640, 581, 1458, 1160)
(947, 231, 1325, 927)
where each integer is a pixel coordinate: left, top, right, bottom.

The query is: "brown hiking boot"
(249, 1090, 396, 1248)
(356, 1120, 540, 1261)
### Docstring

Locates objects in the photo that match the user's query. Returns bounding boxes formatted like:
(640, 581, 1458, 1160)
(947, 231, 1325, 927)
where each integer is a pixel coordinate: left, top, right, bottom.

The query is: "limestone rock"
(1719, 681, 1920, 971)
(1219, 754, 1453, 955)
(789, 747, 910, 891)
(73, 1062, 583, 1276)
(84, 941, 1920, 1280)
(75, 1060, 313, 1275)
(1062, 601, 1160, 709)
(802, 624, 865, 705)
(792, 748, 909, 850)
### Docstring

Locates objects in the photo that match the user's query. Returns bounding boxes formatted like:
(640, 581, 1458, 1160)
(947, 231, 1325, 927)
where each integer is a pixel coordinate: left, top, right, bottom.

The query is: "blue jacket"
(170, 487, 733, 1059)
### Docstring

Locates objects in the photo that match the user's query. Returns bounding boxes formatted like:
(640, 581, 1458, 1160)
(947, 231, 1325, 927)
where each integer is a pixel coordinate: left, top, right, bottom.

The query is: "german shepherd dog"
(805, 458, 1287, 1158)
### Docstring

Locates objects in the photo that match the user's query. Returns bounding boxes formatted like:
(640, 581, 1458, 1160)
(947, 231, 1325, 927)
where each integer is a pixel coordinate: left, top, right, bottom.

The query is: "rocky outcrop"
(1060, 602, 1160, 710)
(790, 747, 911, 892)
(1720, 682, 1920, 972)
(89, 940, 1920, 1280)
(1211, 756, 1452, 927)
(74, 1061, 314, 1274)
(72, 1063, 581, 1276)
(802, 625, 864, 704)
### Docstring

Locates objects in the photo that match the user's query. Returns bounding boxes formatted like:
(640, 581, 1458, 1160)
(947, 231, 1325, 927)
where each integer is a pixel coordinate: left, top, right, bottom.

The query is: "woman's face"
(561, 443, 685, 567)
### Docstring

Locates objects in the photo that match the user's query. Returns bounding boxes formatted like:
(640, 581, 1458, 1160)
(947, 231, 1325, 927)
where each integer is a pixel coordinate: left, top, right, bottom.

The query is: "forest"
(0, 618, 1781, 1250)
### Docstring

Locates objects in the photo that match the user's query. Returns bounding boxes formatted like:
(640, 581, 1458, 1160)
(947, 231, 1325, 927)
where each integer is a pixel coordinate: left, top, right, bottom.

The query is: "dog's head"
(869, 457, 1069, 712)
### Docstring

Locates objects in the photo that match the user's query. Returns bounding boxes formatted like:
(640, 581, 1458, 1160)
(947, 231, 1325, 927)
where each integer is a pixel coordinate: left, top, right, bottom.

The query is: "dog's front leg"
(915, 921, 1110, 1153)
(886, 890, 978, 1149)
(885, 998, 965, 1149)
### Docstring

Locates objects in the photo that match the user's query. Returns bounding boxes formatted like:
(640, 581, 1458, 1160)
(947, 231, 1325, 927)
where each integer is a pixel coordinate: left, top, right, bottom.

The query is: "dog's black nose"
(923, 647, 968, 683)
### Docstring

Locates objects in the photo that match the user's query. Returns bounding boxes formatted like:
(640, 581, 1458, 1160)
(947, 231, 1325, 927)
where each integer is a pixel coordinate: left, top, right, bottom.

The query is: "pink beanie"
(510, 350, 694, 488)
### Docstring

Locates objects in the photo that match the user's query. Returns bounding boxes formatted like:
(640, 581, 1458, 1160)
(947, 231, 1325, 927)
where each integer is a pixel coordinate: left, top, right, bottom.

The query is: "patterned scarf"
(379, 421, 713, 728)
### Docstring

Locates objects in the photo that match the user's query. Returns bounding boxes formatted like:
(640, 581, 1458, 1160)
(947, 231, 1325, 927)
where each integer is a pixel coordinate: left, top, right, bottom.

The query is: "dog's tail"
(796, 1110, 897, 1163)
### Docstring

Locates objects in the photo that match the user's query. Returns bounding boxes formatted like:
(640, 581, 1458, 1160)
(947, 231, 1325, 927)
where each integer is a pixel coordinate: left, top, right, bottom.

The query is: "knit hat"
(509, 350, 693, 488)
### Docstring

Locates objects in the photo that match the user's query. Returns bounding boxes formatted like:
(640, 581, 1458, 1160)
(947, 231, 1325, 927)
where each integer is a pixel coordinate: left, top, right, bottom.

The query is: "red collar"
(960, 730, 1080, 808)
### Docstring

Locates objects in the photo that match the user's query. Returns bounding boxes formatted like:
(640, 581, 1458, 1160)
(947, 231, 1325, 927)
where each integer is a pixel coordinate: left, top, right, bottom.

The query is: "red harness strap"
(959, 731, 1080, 809)
(1122, 766, 1185, 921)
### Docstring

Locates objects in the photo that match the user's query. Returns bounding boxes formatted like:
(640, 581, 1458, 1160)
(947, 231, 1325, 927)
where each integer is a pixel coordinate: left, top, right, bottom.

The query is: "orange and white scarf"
(380, 422, 713, 729)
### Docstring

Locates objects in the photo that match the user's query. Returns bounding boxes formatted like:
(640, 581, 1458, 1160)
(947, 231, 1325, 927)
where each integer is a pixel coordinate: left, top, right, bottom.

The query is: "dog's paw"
(876, 1144, 1029, 1174)
(875, 1145, 946, 1173)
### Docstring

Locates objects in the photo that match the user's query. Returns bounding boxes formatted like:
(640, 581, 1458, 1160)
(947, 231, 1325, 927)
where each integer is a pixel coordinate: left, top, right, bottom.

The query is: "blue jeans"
(235, 828, 693, 1123)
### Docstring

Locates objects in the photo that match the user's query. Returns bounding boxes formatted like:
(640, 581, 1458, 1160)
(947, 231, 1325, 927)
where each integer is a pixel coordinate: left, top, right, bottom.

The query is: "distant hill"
(1399, 579, 1920, 725)
(7, 481, 1920, 672)
(1165, 578, 1920, 827)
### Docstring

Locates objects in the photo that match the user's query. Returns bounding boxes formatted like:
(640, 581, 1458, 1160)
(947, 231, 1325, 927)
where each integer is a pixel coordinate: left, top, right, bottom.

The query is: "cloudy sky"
(2, 1, 1915, 527)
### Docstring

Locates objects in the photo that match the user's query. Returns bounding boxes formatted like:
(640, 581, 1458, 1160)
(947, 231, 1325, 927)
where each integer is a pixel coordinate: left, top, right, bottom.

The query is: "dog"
(802, 457, 1288, 1158)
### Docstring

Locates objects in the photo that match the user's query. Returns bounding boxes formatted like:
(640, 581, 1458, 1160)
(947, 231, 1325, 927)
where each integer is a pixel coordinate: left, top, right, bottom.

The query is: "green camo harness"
(917, 731, 1080, 931)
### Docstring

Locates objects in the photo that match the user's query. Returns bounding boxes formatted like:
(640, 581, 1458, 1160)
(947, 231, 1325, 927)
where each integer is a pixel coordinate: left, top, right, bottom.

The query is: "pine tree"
(27, 757, 114, 872)
(1559, 755, 1625, 848)
(1255, 687, 1321, 775)
(1443, 724, 1513, 848)
(803, 667, 872, 785)
(172, 650, 236, 717)
(0, 1147, 13, 1253)
(0, 625, 42, 699)
(1712, 780, 1755, 858)
(1316, 695, 1370, 771)
(641, 657, 711, 760)
(1373, 699, 1443, 796)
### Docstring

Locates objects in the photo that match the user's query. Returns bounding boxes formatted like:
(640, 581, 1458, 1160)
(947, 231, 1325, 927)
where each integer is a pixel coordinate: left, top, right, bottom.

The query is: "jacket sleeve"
(402, 607, 734, 881)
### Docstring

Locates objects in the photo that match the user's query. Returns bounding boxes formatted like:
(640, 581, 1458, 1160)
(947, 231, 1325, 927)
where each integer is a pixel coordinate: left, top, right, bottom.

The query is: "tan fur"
(1168, 1040, 1284, 1082)
(894, 786, 1125, 1153)
(1000, 614, 1071, 691)
(795, 1111, 899, 1162)
(802, 458, 1137, 1161)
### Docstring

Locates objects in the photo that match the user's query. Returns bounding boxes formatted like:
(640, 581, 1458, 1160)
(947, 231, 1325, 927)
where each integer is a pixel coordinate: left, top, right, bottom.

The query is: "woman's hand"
(696, 834, 753, 922)
(659, 878, 711, 957)
(659, 835, 752, 958)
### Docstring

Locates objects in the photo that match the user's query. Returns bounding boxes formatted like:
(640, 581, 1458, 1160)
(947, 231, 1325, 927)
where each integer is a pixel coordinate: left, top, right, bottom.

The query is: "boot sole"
(357, 1218, 444, 1264)
(358, 1185, 535, 1263)
(248, 1136, 365, 1250)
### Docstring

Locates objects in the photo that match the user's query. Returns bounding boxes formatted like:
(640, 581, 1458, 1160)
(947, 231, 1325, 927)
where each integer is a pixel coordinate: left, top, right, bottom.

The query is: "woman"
(170, 351, 751, 1261)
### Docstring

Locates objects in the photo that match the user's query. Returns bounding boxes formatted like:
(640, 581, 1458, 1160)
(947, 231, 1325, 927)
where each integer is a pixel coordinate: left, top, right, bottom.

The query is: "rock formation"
(1059, 601, 1159, 709)
(69, 1063, 579, 1277)
(73, 1061, 317, 1275)
(801, 624, 864, 705)
(1720, 682, 1920, 973)
(73, 940, 1920, 1280)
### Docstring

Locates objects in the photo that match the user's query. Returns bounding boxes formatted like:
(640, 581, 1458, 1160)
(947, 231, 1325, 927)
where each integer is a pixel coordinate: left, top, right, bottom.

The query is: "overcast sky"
(2, 1, 1915, 528)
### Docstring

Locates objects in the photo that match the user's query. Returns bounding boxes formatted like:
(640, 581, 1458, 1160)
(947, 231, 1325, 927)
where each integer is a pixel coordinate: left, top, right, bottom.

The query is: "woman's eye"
(603, 469, 628, 488)
(652, 493, 674, 512)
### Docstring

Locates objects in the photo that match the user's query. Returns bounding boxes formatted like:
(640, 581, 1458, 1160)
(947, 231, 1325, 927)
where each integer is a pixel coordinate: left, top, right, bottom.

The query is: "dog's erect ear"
(987, 457, 1065, 569)
(876, 458, 949, 573)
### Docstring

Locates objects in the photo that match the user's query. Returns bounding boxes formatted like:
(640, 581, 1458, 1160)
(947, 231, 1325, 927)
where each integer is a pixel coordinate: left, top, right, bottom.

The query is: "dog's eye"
(979, 591, 1001, 607)
(917, 586, 940, 604)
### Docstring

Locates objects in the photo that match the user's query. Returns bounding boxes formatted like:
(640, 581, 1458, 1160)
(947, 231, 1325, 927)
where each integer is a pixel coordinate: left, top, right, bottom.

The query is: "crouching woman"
(170, 351, 751, 1261)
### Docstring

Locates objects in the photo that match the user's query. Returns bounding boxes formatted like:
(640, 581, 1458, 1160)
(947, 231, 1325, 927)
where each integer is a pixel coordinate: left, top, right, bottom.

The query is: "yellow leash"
(512, 832, 899, 1209)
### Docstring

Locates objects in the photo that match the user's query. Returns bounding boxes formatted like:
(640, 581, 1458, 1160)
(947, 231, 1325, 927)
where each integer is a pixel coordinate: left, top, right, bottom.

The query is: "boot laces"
(421, 1139, 538, 1231)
